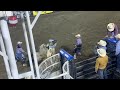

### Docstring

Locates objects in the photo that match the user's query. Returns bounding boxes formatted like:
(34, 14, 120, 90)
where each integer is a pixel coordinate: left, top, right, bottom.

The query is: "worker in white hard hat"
(73, 34, 82, 59)
(15, 41, 27, 66)
(94, 40, 107, 55)
(46, 39, 57, 57)
(106, 23, 119, 38)
(95, 48, 108, 79)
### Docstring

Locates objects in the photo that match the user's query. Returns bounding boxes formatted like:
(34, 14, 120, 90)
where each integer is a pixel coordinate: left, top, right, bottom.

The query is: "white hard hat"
(49, 39, 54, 42)
(75, 34, 81, 38)
(107, 23, 115, 32)
(97, 40, 107, 46)
(17, 41, 22, 44)
(97, 48, 106, 57)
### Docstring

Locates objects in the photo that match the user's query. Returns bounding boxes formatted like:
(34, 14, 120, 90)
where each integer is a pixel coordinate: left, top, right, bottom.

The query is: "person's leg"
(15, 53, 21, 62)
(73, 48, 77, 59)
(116, 54, 120, 72)
(97, 69, 104, 79)
(76, 45, 82, 55)
(21, 54, 27, 66)
(103, 68, 108, 79)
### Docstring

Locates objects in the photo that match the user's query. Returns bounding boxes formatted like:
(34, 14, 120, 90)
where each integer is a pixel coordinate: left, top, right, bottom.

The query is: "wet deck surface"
(0, 11, 120, 78)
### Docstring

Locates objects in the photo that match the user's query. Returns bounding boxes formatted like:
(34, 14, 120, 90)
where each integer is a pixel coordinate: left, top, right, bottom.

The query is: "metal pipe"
(31, 11, 41, 30)
(0, 19, 19, 79)
(0, 34, 12, 79)
(25, 11, 40, 79)
(48, 72, 68, 79)
(65, 61, 69, 73)
(20, 12, 35, 79)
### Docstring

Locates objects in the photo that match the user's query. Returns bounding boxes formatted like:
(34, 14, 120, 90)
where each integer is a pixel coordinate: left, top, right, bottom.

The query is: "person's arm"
(19, 48, 25, 53)
(114, 24, 119, 36)
(115, 42, 120, 55)
(95, 58, 99, 73)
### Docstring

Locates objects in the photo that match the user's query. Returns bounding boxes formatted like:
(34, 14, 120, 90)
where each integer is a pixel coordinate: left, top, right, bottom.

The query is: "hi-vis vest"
(33, 11, 53, 16)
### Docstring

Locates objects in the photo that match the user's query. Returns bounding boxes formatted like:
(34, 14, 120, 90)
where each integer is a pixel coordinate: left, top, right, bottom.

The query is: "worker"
(115, 34, 120, 73)
(95, 48, 108, 79)
(73, 34, 82, 59)
(104, 23, 119, 57)
(94, 40, 107, 55)
(106, 23, 119, 38)
(47, 39, 57, 57)
(15, 41, 27, 66)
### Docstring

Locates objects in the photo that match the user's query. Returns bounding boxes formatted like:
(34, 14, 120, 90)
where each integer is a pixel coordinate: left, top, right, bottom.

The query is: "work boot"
(22, 63, 27, 67)
(74, 54, 77, 59)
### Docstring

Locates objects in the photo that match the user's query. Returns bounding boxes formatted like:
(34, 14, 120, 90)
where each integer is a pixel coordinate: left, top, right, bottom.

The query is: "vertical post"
(67, 61, 70, 74)
(20, 12, 35, 79)
(0, 33, 12, 79)
(25, 11, 40, 79)
(0, 19, 19, 79)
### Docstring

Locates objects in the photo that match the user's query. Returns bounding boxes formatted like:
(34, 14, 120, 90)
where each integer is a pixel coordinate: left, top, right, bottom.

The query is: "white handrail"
(39, 53, 60, 68)
(48, 72, 68, 79)
(40, 62, 60, 76)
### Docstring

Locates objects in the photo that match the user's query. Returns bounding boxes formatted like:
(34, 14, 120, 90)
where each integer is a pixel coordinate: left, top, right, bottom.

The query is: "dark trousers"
(74, 45, 82, 54)
(97, 68, 108, 79)
(116, 53, 120, 70)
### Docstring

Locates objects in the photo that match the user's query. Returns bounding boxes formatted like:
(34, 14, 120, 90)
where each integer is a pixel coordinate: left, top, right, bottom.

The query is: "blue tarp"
(60, 49, 74, 61)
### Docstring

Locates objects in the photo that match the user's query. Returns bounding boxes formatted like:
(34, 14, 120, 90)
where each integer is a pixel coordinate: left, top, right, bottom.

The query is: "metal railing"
(39, 53, 61, 79)
(75, 56, 117, 79)
(39, 53, 73, 79)
(49, 61, 73, 79)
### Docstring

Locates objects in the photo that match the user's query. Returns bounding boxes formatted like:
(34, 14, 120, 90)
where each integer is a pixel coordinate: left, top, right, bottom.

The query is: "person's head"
(49, 39, 57, 45)
(97, 40, 107, 47)
(107, 23, 115, 32)
(75, 34, 81, 38)
(115, 34, 120, 40)
(17, 41, 22, 48)
(97, 48, 106, 57)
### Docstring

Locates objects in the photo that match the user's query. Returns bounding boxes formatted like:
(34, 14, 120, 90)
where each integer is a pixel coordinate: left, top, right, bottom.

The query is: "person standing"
(95, 48, 108, 79)
(94, 40, 107, 55)
(115, 34, 120, 73)
(73, 34, 82, 59)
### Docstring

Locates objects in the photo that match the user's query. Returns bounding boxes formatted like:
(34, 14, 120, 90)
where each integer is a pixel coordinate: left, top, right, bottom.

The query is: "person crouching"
(15, 41, 27, 66)
(95, 48, 108, 79)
